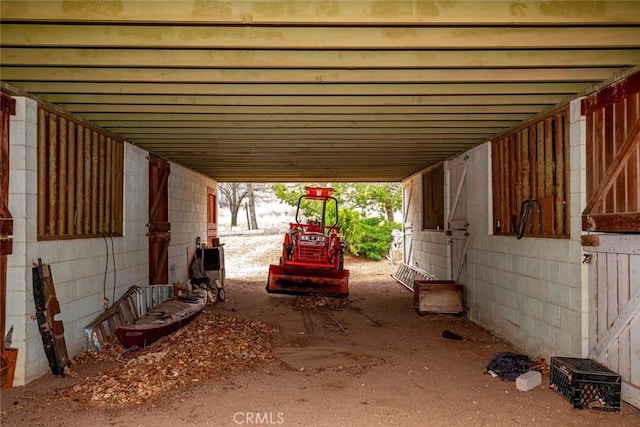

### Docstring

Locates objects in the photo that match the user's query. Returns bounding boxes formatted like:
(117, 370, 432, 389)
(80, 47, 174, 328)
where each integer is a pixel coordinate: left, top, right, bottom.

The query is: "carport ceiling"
(2, 1, 640, 182)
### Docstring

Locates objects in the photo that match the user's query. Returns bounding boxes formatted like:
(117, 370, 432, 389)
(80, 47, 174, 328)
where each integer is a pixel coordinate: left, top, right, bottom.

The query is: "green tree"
(271, 183, 401, 260)
(344, 183, 401, 222)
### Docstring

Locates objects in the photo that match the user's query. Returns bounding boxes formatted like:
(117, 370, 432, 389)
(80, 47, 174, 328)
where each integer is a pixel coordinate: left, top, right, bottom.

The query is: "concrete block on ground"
(516, 370, 542, 391)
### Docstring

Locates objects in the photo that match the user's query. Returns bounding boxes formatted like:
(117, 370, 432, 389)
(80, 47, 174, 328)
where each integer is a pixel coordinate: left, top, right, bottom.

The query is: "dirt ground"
(2, 233, 640, 426)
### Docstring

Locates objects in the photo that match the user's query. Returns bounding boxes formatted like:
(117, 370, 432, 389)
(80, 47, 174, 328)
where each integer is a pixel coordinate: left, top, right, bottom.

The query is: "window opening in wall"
(37, 107, 124, 240)
(491, 108, 570, 238)
(422, 163, 444, 231)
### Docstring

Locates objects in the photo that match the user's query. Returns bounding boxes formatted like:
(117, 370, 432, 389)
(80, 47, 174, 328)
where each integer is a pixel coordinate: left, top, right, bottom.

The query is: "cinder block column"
(7, 96, 44, 386)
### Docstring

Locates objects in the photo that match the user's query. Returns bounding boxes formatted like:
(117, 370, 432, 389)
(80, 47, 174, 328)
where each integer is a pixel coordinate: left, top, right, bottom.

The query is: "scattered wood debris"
(55, 312, 278, 407)
(292, 295, 351, 311)
(533, 358, 549, 375)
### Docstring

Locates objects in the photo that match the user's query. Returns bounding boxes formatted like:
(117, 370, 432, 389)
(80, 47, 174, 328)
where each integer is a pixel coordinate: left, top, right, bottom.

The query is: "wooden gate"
(148, 155, 170, 285)
(584, 237, 640, 408)
(582, 71, 640, 408)
(447, 155, 468, 285)
(402, 181, 413, 265)
(206, 186, 217, 246)
(1, 93, 16, 385)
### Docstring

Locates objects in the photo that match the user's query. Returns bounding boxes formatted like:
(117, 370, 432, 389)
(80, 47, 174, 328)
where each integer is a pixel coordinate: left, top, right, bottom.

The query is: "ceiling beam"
(63, 104, 549, 114)
(41, 94, 569, 105)
(3, 48, 639, 68)
(2, 1, 638, 25)
(74, 113, 536, 122)
(133, 140, 482, 147)
(96, 120, 518, 129)
(4, 24, 640, 49)
(14, 82, 591, 95)
(0, 66, 623, 83)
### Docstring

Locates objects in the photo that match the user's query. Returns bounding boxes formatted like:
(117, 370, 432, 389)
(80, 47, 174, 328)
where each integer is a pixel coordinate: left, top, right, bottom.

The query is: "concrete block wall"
(6, 97, 42, 384)
(404, 100, 588, 361)
(6, 96, 216, 385)
(569, 98, 590, 356)
(167, 164, 216, 284)
(459, 140, 584, 359)
(403, 170, 450, 280)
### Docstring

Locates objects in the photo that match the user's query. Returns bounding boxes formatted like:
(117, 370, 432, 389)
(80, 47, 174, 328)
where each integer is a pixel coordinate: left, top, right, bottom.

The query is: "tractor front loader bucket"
(266, 264, 349, 298)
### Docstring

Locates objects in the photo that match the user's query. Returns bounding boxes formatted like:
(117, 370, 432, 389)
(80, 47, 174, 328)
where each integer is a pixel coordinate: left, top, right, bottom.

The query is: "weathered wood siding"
(492, 109, 570, 237)
(1, 92, 16, 369)
(584, 236, 640, 408)
(582, 71, 640, 232)
(37, 106, 124, 239)
(422, 163, 444, 230)
(582, 71, 640, 409)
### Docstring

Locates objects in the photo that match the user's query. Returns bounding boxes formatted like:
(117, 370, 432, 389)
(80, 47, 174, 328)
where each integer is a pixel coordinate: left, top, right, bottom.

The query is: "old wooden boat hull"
(115, 288, 207, 349)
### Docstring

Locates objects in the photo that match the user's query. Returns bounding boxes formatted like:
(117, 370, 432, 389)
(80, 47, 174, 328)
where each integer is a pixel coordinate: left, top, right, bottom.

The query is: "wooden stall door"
(1, 93, 16, 381)
(402, 181, 413, 265)
(585, 238, 640, 408)
(582, 71, 640, 408)
(148, 155, 170, 285)
(207, 186, 217, 246)
(582, 71, 640, 232)
(448, 156, 469, 285)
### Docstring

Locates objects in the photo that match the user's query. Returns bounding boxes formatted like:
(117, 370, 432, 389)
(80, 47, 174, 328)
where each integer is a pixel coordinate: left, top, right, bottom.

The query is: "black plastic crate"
(549, 357, 621, 412)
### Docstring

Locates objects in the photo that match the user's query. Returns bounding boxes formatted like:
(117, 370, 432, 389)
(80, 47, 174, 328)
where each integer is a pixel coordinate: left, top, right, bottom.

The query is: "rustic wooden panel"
(83, 128, 91, 234)
(36, 106, 124, 239)
(104, 137, 112, 233)
(564, 111, 571, 232)
(0, 92, 15, 362)
(631, 254, 640, 388)
(492, 108, 570, 237)
(148, 155, 170, 285)
(422, 163, 444, 230)
(586, 240, 640, 408)
(90, 131, 98, 235)
(207, 186, 217, 244)
(66, 121, 75, 234)
(75, 125, 84, 235)
(448, 156, 467, 228)
(583, 71, 640, 232)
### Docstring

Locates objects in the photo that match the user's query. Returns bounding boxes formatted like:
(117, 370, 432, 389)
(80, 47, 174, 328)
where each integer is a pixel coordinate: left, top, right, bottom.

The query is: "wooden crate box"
(413, 280, 464, 315)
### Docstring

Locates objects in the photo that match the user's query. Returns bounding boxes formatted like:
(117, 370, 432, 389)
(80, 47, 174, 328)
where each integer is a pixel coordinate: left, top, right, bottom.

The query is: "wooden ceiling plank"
(40, 93, 568, 105)
(126, 131, 489, 138)
(96, 120, 518, 129)
(13, 81, 591, 95)
(76, 112, 535, 122)
(2, 1, 638, 25)
(61, 104, 546, 114)
(0, 66, 623, 83)
(155, 143, 477, 149)
(3, 48, 639, 68)
(4, 24, 640, 49)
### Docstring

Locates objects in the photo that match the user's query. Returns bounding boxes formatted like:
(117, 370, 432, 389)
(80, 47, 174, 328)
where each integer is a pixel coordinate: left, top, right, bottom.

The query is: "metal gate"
(447, 155, 468, 285)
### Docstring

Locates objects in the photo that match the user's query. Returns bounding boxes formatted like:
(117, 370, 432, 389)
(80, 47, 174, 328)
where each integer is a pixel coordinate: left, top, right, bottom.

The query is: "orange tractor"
(266, 187, 350, 297)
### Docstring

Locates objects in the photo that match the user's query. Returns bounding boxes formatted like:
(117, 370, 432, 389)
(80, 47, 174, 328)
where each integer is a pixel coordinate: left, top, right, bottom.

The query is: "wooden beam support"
(5, 24, 640, 49)
(3, 48, 639, 68)
(2, 1, 638, 25)
(0, 67, 622, 84)
(41, 93, 568, 106)
(15, 82, 589, 96)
